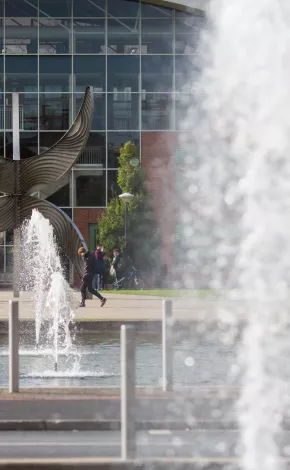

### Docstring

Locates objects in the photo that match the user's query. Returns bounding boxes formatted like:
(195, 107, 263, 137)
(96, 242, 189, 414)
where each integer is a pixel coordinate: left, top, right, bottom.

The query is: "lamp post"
(119, 193, 134, 252)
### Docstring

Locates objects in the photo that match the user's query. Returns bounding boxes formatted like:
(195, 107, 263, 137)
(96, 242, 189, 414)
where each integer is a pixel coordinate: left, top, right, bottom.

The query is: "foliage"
(98, 142, 160, 275)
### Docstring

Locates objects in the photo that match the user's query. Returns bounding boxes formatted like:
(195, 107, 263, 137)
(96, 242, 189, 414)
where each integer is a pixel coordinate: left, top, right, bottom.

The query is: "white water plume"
(20, 209, 76, 369)
(179, 0, 290, 469)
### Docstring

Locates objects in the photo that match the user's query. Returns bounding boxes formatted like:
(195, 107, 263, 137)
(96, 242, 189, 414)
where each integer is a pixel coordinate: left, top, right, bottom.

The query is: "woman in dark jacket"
(78, 247, 106, 308)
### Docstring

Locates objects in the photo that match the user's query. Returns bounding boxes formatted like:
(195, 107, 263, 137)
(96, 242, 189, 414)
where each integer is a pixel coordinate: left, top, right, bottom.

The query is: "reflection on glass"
(108, 131, 139, 168)
(107, 170, 120, 201)
(141, 19, 173, 54)
(39, 18, 71, 54)
(40, 131, 65, 152)
(60, 208, 72, 219)
(5, 94, 38, 130)
(6, 56, 37, 92)
(73, 0, 105, 17)
(107, 0, 140, 18)
(74, 19, 105, 54)
(5, 18, 38, 54)
(142, 93, 173, 130)
(5, 0, 37, 17)
(107, 93, 139, 131)
(141, 2, 173, 18)
(175, 56, 200, 92)
(142, 56, 173, 92)
(5, 132, 38, 159)
(0, 246, 4, 274)
(175, 93, 194, 130)
(74, 55, 105, 92)
(75, 169, 106, 207)
(39, 0, 72, 17)
(39, 56, 71, 92)
(0, 232, 4, 245)
(6, 230, 13, 245)
(40, 94, 70, 130)
(78, 132, 106, 165)
(107, 56, 139, 92)
(107, 19, 139, 54)
(47, 183, 70, 207)
(75, 93, 105, 130)
(6, 246, 13, 273)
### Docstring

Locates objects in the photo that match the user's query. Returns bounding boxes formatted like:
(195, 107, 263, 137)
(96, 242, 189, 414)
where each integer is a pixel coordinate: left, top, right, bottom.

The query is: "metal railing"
(77, 146, 105, 165)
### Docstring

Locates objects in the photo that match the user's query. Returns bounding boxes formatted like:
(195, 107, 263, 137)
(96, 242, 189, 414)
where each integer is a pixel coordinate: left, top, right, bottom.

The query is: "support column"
(9, 300, 19, 393)
(12, 93, 20, 298)
(121, 324, 136, 460)
(162, 299, 173, 391)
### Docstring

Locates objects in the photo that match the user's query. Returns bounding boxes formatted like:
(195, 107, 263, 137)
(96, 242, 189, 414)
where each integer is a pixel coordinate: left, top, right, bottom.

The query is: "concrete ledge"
(0, 458, 241, 470)
(0, 419, 238, 432)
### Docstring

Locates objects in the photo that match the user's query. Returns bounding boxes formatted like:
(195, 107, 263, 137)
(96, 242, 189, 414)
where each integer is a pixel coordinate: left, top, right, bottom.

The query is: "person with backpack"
(111, 248, 126, 283)
(94, 245, 105, 290)
(78, 247, 107, 308)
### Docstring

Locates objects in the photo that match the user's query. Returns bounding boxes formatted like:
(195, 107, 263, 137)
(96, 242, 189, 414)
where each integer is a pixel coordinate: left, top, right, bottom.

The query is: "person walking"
(78, 247, 107, 308)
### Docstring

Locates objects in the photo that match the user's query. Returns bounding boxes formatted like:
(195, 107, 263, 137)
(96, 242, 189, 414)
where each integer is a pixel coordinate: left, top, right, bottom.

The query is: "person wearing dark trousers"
(78, 247, 107, 308)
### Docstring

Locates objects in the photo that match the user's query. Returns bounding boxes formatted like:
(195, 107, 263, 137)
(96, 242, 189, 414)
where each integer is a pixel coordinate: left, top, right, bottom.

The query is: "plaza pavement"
(0, 290, 244, 322)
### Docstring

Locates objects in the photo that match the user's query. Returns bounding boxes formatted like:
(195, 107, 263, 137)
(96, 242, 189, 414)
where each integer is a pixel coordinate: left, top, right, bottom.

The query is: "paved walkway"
(0, 291, 243, 322)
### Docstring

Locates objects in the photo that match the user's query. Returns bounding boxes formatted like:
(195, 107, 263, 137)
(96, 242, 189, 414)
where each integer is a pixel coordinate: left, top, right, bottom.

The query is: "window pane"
(107, 170, 121, 201)
(5, 0, 37, 16)
(74, 19, 105, 54)
(141, 19, 173, 54)
(39, 18, 72, 54)
(73, 0, 105, 17)
(175, 56, 200, 92)
(78, 132, 106, 165)
(40, 131, 65, 152)
(107, 56, 139, 92)
(141, 2, 173, 18)
(5, 18, 38, 54)
(74, 55, 105, 92)
(108, 131, 139, 168)
(46, 178, 70, 206)
(60, 207, 72, 218)
(6, 56, 37, 92)
(74, 93, 105, 130)
(39, 56, 72, 92)
(6, 230, 14, 245)
(108, 93, 139, 131)
(6, 246, 13, 272)
(175, 14, 204, 54)
(0, 232, 4, 245)
(75, 169, 106, 207)
(0, 94, 4, 129)
(107, 0, 140, 18)
(175, 93, 197, 130)
(40, 94, 71, 130)
(0, 1, 3, 16)
(5, 94, 38, 130)
(142, 93, 173, 130)
(107, 19, 139, 54)
(0, 246, 3, 274)
(142, 56, 173, 92)
(5, 131, 38, 159)
(39, 0, 72, 17)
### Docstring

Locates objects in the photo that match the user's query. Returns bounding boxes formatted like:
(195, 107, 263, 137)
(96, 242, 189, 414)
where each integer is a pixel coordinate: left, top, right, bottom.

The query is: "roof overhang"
(142, 0, 208, 14)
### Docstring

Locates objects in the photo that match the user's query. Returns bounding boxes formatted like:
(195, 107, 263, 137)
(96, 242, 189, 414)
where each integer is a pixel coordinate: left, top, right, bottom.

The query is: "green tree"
(98, 142, 160, 276)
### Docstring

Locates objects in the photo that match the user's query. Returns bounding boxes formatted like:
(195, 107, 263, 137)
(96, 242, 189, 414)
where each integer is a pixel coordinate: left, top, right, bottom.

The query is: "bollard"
(120, 324, 136, 460)
(9, 300, 19, 393)
(162, 299, 173, 392)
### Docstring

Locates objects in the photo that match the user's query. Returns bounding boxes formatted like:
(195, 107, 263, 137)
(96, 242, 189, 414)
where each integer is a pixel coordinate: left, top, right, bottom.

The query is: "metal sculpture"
(0, 86, 93, 283)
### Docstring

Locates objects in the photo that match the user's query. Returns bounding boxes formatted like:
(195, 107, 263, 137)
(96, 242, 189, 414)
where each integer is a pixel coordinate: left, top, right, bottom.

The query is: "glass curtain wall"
(0, 0, 204, 279)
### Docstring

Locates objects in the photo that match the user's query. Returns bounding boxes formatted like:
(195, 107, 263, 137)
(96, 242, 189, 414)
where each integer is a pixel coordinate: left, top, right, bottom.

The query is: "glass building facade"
(0, 0, 204, 281)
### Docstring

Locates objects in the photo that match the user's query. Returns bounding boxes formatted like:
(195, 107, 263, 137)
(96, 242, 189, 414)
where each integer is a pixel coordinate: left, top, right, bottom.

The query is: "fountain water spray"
(21, 209, 75, 371)
(178, 0, 290, 469)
